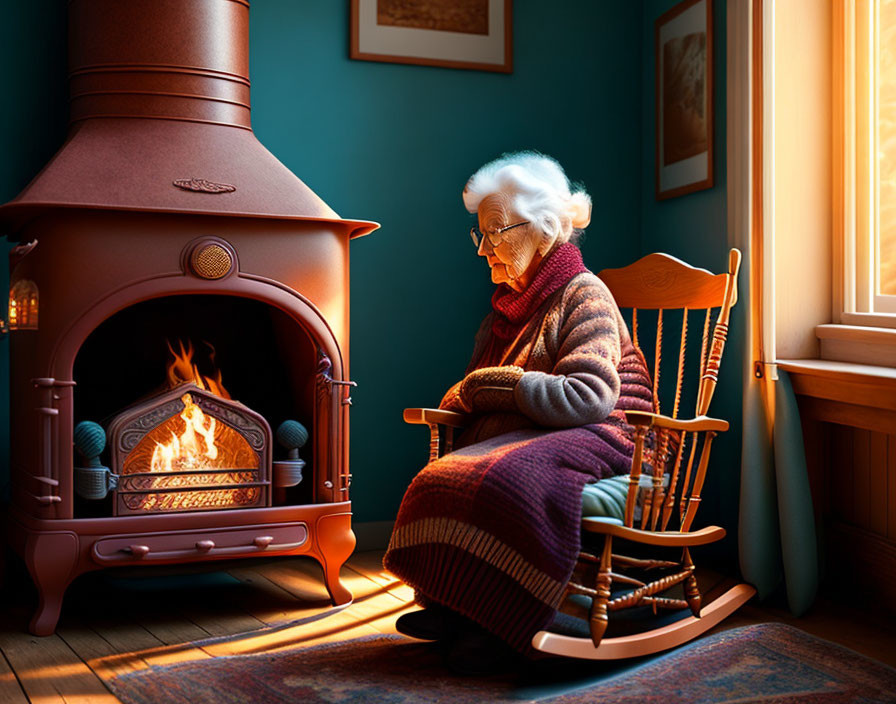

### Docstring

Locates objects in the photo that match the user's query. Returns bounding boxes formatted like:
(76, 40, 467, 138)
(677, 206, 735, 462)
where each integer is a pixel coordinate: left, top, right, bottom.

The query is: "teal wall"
(641, 0, 741, 554)
(0, 2, 743, 543)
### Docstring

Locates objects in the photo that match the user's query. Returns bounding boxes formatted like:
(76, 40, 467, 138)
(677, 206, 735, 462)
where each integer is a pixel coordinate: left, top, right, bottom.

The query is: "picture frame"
(655, 0, 713, 200)
(350, 0, 512, 73)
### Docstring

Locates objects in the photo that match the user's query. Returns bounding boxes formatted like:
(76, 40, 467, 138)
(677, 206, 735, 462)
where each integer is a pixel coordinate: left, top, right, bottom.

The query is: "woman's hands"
(440, 365, 525, 414)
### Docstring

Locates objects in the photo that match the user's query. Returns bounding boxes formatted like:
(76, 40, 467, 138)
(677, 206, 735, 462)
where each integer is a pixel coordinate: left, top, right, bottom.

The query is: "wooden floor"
(0, 551, 894, 703)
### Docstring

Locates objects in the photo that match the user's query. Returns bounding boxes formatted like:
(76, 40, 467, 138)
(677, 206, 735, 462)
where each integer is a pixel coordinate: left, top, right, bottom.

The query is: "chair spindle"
(697, 320, 729, 416)
(698, 308, 712, 410)
(678, 433, 701, 526)
(697, 250, 740, 415)
(428, 424, 440, 462)
(624, 425, 648, 527)
(673, 308, 688, 420)
(647, 428, 669, 530)
(587, 535, 613, 646)
(681, 431, 717, 531)
(653, 309, 663, 416)
(682, 547, 701, 616)
(660, 430, 687, 531)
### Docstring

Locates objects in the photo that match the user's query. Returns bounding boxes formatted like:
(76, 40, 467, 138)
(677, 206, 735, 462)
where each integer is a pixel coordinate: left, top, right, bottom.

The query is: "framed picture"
(350, 0, 512, 73)
(655, 0, 713, 200)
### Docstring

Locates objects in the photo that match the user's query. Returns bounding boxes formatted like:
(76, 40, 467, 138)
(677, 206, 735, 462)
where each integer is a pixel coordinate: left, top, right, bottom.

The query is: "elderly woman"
(384, 152, 652, 671)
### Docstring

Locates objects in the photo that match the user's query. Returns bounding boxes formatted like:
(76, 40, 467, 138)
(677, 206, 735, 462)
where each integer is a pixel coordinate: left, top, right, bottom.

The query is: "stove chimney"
(69, 0, 253, 129)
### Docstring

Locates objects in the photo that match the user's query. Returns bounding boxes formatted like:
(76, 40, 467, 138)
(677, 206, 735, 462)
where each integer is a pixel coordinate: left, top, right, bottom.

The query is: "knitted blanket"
(384, 345, 652, 653)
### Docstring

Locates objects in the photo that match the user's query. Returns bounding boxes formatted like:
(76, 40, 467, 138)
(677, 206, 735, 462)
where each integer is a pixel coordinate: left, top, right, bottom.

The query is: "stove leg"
(323, 558, 352, 606)
(316, 512, 355, 606)
(24, 532, 79, 636)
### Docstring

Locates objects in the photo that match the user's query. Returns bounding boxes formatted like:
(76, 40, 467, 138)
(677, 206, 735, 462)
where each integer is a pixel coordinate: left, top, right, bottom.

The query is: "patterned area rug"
(108, 623, 896, 704)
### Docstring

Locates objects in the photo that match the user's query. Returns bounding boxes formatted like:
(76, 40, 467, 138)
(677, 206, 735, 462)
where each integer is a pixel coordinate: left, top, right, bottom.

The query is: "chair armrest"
(581, 521, 726, 546)
(623, 411, 729, 433)
(403, 408, 470, 428)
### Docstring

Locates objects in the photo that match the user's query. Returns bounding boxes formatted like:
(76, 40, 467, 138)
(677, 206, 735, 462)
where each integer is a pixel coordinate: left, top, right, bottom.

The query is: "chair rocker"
(403, 249, 755, 659)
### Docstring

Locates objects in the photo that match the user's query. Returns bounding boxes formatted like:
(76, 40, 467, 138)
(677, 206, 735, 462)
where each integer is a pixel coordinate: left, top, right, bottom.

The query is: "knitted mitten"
(458, 365, 524, 413)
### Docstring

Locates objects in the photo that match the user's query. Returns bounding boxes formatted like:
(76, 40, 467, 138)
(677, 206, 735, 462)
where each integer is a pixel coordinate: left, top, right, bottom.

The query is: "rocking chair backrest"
(597, 249, 741, 531)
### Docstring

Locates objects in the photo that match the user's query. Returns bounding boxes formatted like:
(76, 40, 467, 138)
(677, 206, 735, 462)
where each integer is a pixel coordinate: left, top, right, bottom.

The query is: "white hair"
(462, 151, 592, 246)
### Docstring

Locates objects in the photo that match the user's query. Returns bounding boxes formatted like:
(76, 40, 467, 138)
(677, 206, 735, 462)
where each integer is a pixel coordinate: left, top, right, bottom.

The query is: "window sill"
(776, 358, 896, 413)
(837, 312, 896, 330)
(815, 324, 896, 368)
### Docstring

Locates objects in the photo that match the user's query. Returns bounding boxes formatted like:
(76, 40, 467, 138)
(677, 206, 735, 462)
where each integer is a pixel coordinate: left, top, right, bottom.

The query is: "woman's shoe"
(444, 628, 517, 676)
(395, 605, 460, 641)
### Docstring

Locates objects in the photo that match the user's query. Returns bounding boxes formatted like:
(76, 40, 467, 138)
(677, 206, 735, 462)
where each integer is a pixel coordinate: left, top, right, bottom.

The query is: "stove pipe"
(0, 0, 376, 239)
(69, 0, 253, 129)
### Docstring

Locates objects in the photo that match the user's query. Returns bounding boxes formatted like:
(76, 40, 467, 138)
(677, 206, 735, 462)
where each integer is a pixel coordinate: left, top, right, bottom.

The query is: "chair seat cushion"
(581, 475, 629, 520)
(583, 515, 625, 526)
(581, 473, 670, 520)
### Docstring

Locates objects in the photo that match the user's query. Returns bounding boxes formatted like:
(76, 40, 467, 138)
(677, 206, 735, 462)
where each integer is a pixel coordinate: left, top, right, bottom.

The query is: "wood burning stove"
(1, 0, 377, 635)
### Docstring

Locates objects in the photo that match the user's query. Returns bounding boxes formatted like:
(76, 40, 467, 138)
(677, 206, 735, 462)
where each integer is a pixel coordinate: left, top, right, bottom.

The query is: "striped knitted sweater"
(441, 268, 650, 444)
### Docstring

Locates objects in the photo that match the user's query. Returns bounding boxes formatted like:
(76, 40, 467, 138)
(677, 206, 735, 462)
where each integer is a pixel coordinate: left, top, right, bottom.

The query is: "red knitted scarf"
(490, 242, 588, 341)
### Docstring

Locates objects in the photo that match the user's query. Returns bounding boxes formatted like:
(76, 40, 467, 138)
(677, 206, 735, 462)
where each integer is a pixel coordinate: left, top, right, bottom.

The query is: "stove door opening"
(72, 295, 320, 517)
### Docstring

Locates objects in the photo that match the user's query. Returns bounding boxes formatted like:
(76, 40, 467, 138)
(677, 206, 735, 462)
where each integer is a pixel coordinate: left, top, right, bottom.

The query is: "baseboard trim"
(353, 521, 394, 552)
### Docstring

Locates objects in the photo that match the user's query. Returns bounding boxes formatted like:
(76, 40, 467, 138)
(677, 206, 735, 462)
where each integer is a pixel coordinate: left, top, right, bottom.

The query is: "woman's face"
(476, 193, 546, 292)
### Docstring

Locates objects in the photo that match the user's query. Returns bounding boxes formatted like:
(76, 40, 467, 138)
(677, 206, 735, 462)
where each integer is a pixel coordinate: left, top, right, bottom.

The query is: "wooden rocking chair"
(403, 249, 755, 659)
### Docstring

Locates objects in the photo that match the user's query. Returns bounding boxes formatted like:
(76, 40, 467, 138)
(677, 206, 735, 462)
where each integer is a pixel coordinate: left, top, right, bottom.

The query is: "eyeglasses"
(469, 220, 530, 249)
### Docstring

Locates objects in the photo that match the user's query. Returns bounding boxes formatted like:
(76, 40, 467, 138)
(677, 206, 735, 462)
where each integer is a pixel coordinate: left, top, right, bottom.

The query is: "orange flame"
(124, 390, 258, 480)
(150, 394, 219, 473)
(165, 340, 231, 399)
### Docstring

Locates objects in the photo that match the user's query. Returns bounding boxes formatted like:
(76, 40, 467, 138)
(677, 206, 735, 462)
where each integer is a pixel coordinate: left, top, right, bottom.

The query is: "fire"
(165, 340, 231, 399)
(150, 393, 219, 473)
(123, 390, 259, 479)
(115, 340, 262, 515)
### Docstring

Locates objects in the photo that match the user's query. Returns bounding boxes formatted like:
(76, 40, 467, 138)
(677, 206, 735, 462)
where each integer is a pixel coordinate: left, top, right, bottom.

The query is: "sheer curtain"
(728, 0, 818, 615)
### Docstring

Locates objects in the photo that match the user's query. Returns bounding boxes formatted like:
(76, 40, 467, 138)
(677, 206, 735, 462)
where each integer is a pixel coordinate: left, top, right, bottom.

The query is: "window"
(837, 0, 896, 325)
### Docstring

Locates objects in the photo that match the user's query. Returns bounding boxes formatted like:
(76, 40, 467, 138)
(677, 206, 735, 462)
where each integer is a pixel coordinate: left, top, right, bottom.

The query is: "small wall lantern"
(8, 279, 39, 331)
